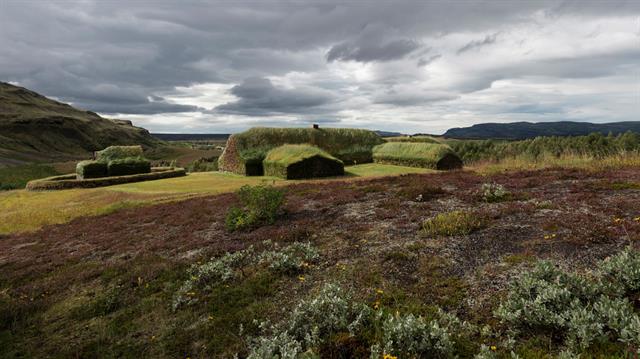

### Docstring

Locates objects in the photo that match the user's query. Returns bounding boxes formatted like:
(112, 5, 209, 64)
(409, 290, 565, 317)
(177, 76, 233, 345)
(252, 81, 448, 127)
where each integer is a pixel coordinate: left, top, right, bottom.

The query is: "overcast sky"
(1, 1, 638, 134)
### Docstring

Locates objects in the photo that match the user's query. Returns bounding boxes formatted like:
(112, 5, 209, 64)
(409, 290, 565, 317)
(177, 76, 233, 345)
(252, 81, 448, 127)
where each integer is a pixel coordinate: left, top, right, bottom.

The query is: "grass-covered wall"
(219, 127, 383, 175)
(373, 142, 463, 170)
(263, 144, 344, 179)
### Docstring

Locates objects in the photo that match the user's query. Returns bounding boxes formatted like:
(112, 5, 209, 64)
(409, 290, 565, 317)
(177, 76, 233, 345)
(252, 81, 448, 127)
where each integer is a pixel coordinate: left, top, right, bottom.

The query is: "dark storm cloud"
(457, 33, 500, 54)
(214, 77, 336, 116)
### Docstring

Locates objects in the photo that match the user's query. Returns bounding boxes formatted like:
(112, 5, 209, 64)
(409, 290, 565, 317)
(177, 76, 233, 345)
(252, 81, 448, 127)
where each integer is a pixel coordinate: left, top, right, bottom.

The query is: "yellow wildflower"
(490, 345, 497, 351)
(614, 217, 623, 223)
(376, 288, 384, 295)
(298, 275, 305, 282)
(634, 217, 640, 222)
(383, 354, 398, 359)
(373, 300, 380, 310)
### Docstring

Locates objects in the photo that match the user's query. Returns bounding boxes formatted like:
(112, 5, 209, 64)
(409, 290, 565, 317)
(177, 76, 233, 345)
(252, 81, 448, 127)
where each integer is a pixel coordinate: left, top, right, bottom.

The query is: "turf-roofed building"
(218, 127, 384, 176)
(372, 142, 463, 170)
(263, 144, 344, 179)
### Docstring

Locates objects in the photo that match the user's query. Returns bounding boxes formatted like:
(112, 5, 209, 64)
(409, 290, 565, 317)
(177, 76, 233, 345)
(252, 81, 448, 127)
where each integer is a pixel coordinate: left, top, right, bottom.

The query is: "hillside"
(443, 121, 640, 140)
(0, 82, 159, 166)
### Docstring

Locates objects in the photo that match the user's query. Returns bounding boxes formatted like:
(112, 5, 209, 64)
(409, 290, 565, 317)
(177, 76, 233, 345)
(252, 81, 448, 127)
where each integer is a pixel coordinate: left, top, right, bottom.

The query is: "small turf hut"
(372, 142, 463, 170)
(263, 144, 344, 179)
(218, 127, 383, 175)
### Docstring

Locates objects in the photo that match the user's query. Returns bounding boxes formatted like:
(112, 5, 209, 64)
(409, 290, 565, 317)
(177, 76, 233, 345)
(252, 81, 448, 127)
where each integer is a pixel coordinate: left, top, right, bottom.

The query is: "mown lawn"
(0, 164, 431, 234)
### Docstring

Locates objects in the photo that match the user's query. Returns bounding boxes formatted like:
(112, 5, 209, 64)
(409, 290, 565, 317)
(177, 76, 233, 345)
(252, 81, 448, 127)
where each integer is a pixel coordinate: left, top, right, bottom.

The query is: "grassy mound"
(96, 145, 144, 161)
(373, 142, 463, 170)
(263, 144, 344, 179)
(26, 167, 186, 190)
(219, 127, 383, 175)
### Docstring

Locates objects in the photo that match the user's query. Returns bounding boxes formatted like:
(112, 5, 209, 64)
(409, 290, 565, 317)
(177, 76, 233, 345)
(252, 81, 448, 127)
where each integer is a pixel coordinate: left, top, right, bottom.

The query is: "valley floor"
(1, 166, 639, 357)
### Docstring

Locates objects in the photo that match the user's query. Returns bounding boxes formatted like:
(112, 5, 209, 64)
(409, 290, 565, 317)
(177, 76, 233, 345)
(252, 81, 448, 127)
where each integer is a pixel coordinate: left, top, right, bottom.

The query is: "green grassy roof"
(264, 144, 341, 165)
(374, 142, 454, 160)
(233, 127, 383, 162)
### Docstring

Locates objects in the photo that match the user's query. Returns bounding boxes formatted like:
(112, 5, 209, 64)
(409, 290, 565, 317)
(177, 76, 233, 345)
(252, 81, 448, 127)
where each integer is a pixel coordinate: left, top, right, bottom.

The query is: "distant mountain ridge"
(0, 82, 160, 166)
(443, 121, 640, 140)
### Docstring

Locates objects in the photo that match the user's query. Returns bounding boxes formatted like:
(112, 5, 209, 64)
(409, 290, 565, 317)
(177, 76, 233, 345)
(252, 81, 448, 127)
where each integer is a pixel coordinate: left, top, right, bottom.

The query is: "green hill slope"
(0, 82, 160, 165)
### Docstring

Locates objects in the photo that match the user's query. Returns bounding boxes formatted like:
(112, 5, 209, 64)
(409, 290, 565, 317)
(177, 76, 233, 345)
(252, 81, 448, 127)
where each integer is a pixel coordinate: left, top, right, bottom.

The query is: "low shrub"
(375, 311, 462, 358)
(422, 210, 487, 236)
(76, 160, 108, 179)
(173, 242, 319, 310)
(480, 182, 511, 202)
(107, 157, 151, 176)
(247, 284, 473, 358)
(247, 284, 374, 358)
(96, 145, 143, 161)
(226, 184, 285, 232)
(495, 248, 640, 353)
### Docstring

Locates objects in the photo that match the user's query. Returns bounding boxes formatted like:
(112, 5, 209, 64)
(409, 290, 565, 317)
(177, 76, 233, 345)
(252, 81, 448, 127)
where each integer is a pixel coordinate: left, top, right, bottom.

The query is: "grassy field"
(0, 163, 431, 235)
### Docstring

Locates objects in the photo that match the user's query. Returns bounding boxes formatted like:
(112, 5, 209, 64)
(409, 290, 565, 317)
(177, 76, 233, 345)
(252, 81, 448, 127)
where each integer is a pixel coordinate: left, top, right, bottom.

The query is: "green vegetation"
(422, 210, 487, 236)
(497, 248, 640, 355)
(263, 144, 344, 179)
(480, 182, 511, 203)
(219, 127, 384, 175)
(0, 163, 59, 190)
(106, 157, 151, 176)
(447, 131, 640, 164)
(0, 82, 159, 165)
(226, 184, 286, 232)
(96, 145, 144, 161)
(373, 142, 463, 170)
(173, 241, 319, 309)
(186, 156, 219, 172)
(76, 160, 108, 179)
(26, 168, 186, 191)
(385, 135, 441, 143)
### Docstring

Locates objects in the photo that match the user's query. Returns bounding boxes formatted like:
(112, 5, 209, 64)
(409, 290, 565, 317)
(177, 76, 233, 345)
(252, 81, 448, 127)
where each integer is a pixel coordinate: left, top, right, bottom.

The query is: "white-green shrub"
(480, 182, 511, 202)
(496, 248, 640, 353)
(173, 242, 319, 310)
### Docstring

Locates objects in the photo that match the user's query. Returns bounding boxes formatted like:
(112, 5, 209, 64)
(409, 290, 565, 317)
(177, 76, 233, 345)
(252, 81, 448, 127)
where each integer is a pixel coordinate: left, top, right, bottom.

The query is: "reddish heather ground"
(1, 167, 639, 357)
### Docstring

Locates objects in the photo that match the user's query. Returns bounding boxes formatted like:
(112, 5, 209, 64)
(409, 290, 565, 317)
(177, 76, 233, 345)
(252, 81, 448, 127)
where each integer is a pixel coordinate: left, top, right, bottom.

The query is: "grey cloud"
(373, 90, 458, 106)
(215, 77, 336, 116)
(0, 1, 638, 131)
(417, 54, 442, 67)
(457, 33, 500, 54)
(327, 38, 421, 63)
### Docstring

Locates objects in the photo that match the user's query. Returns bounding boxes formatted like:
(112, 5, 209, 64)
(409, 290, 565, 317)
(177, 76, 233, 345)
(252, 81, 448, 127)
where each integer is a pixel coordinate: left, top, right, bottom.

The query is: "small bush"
(247, 284, 373, 358)
(376, 311, 462, 358)
(422, 210, 487, 236)
(226, 184, 285, 232)
(480, 183, 511, 202)
(107, 157, 151, 176)
(495, 248, 640, 353)
(173, 242, 319, 309)
(76, 160, 108, 179)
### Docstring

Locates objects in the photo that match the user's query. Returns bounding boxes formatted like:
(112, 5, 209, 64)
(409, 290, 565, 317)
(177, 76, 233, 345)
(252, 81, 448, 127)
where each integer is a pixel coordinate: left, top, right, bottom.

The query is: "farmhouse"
(373, 142, 463, 170)
(263, 144, 344, 179)
(218, 127, 383, 175)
